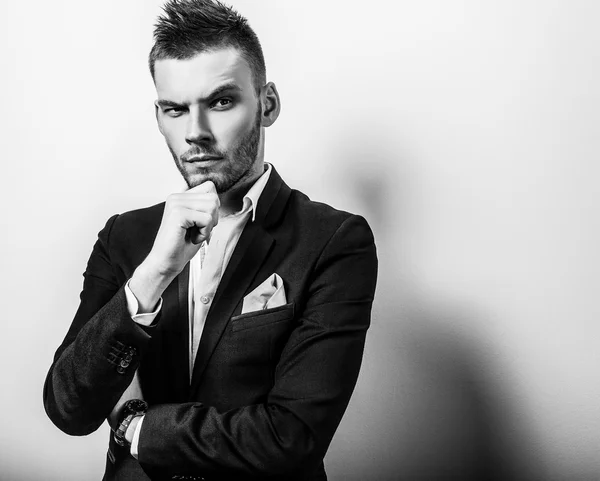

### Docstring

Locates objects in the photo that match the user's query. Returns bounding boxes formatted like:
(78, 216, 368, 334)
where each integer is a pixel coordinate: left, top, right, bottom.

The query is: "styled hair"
(149, 0, 266, 91)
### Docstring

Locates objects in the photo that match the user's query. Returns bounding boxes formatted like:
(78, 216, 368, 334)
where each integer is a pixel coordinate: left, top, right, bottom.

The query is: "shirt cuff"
(129, 414, 145, 460)
(124, 279, 162, 327)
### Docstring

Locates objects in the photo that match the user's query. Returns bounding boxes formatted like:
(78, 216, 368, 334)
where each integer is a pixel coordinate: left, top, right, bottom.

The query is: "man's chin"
(185, 172, 229, 193)
(180, 159, 257, 193)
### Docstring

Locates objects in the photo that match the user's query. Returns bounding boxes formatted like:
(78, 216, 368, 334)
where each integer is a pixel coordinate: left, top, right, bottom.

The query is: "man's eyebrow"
(156, 99, 184, 109)
(200, 82, 243, 102)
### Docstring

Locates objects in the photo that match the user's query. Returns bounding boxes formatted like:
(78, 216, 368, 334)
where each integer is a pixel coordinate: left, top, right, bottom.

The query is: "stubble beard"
(170, 108, 262, 193)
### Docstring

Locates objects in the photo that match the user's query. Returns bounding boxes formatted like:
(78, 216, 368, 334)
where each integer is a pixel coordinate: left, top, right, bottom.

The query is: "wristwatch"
(114, 399, 148, 447)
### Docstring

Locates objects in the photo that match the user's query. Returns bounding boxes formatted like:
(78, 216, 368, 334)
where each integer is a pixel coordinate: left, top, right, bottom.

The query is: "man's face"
(154, 47, 263, 192)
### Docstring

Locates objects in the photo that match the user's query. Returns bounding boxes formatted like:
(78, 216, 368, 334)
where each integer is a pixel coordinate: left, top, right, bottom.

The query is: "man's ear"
(154, 100, 164, 135)
(260, 82, 281, 128)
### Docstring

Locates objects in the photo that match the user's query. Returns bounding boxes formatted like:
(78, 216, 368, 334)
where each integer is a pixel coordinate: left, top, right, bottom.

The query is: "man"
(43, 1, 377, 480)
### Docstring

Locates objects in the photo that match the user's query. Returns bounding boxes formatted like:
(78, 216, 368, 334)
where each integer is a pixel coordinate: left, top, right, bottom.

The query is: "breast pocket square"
(241, 273, 287, 314)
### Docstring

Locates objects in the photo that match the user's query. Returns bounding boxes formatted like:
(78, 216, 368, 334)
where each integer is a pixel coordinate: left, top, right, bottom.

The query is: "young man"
(44, 1, 377, 480)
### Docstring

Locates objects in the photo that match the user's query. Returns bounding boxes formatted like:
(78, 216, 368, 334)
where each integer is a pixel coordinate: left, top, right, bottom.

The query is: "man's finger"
(178, 209, 215, 245)
(191, 225, 212, 245)
(187, 180, 217, 194)
(168, 197, 219, 213)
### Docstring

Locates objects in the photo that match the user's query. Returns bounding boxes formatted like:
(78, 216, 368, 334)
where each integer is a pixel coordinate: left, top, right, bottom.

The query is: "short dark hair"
(149, 0, 266, 91)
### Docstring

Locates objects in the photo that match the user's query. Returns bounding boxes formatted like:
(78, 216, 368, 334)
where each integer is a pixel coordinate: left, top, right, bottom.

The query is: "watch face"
(124, 399, 148, 415)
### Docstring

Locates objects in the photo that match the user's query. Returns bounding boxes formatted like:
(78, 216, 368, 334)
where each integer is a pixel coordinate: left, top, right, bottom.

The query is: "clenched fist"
(146, 180, 219, 277)
(129, 181, 220, 312)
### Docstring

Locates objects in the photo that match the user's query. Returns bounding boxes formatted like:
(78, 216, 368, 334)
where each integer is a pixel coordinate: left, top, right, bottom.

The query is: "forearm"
(43, 287, 152, 435)
(138, 401, 319, 478)
(128, 257, 176, 313)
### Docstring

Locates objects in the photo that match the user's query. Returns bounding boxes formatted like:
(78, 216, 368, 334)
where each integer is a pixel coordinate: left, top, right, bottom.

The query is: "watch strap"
(113, 399, 148, 447)
(114, 413, 139, 447)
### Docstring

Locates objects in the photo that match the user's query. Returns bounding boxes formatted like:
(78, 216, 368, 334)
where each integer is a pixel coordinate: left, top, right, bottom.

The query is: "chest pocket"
(225, 302, 295, 379)
(230, 302, 295, 332)
(202, 301, 297, 407)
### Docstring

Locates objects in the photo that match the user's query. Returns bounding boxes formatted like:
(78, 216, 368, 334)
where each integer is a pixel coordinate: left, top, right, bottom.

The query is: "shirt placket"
(190, 232, 226, 374)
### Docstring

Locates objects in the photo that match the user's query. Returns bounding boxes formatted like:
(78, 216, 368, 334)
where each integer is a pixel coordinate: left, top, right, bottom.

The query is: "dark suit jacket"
(44, 167, 378, 481)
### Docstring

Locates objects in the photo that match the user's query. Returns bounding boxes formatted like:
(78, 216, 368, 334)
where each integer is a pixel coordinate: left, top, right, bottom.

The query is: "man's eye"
(165, 108, 185, 117)
(212, 98, 233, 109)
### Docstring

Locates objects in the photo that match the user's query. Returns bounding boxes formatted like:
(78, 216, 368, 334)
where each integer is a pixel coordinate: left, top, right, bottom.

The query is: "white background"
(1, 1, 599, 480)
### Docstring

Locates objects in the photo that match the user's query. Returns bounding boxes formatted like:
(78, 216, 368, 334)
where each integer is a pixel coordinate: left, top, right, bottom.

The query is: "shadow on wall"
(325, 135, 541, 481)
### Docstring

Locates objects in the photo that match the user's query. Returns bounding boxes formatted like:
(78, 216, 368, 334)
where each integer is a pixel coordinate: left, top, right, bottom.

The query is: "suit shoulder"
(288, 189, 350, 222)
(116, 201, 165, 222)
(96, 202, 165, 254)
(286, 188, 374, 241)
(111, 202, 165, 232)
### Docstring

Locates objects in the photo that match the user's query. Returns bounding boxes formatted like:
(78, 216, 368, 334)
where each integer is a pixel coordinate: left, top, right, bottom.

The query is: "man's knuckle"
(171, 205, 186, 219)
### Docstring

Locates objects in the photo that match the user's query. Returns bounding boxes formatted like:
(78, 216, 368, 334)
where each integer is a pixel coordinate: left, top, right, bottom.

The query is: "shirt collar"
(241, 162, 272, 222)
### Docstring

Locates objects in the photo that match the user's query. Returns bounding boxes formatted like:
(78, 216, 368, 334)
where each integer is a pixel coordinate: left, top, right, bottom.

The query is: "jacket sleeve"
(137, 214, 378, 478)
(43, 214, 155, 435)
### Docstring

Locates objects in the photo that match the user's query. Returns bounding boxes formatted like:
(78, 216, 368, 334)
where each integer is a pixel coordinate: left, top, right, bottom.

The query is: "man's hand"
(129, 181, 219, 312)
(147, 180, 219, 276)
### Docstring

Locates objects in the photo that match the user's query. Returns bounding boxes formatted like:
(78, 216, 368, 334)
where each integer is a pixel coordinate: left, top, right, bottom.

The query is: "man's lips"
(185, 155, 223, 163)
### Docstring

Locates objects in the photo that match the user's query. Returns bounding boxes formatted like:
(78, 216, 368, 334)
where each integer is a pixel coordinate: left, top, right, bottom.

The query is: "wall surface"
(1, 1, 598, 480)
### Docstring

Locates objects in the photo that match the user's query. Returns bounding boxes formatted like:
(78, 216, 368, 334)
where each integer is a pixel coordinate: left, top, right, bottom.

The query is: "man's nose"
(185, 110, 213, 144)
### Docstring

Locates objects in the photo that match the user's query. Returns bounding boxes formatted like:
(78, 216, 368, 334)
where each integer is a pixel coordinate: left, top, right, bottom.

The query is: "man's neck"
(218, 161, 265, 217)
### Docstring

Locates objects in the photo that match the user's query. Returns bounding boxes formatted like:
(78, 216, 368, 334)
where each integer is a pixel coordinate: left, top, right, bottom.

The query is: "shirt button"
(200, 296, 210, 305)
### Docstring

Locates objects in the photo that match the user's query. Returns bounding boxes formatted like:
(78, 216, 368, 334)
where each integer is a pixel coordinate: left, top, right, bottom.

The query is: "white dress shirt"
(122, 163, 272, 457)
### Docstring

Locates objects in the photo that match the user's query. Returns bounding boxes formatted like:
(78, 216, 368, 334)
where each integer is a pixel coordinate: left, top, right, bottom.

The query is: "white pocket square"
(241, 273, 287, 314)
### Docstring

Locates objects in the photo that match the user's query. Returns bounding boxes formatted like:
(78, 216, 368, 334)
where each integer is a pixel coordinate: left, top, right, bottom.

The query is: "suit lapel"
(188, 167, 291, 395)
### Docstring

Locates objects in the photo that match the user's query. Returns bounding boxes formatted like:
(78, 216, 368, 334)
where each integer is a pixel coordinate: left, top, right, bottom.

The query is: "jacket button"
(200, 296, 210, 304)
(116, 366, 126, 374)
(120, 360, 130, 368)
